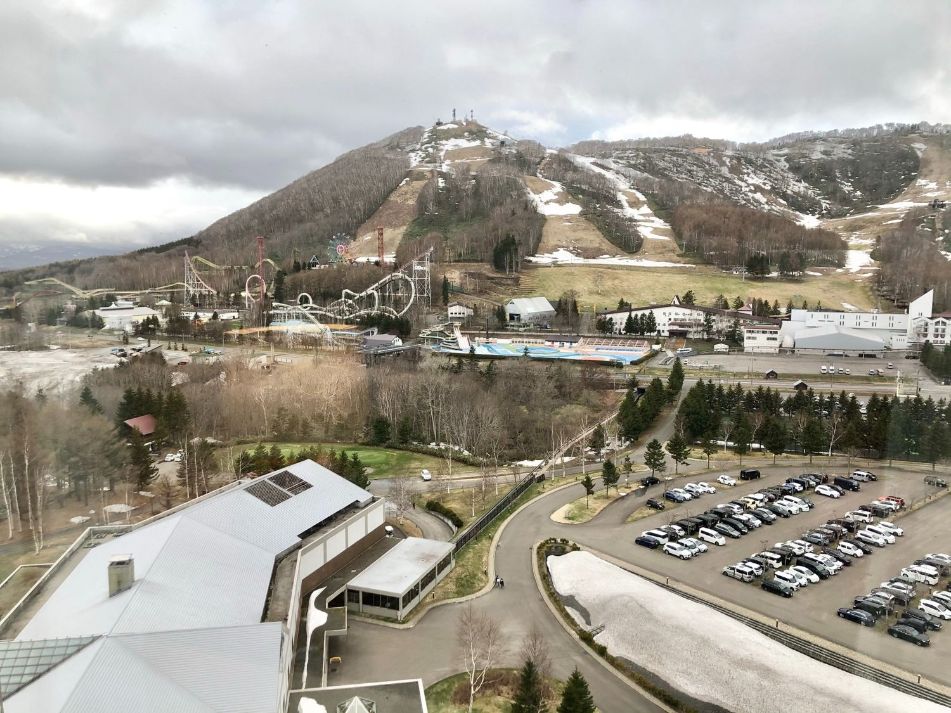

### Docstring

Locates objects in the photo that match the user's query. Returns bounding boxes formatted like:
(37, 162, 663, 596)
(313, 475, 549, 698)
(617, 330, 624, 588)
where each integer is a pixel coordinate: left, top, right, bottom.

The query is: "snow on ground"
(845, 249, 873, 272)
(525, 180, 583, 216)
(796, 214, 821, 229)
(805, 271, 822, 276)
(841, 302, 859, 311)
(527, 248, 693, 268)
(435, 123, 458, 130)
(548, 551, 949, 713)
(0, 348, 118, 395)
(352, 254, 396, 264)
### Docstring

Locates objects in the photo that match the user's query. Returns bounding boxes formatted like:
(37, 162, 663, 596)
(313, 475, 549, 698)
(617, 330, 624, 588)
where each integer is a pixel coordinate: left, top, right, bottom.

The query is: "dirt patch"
(551, 488, 633, 523)
(444, 146, 493, 162)
(352, 175, 430, 257)
(537, 214, 621, 258)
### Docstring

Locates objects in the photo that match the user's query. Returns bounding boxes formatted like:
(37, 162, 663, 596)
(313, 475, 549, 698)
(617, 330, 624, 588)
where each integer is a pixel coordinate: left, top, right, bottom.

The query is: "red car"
(881, 496, 906, 509)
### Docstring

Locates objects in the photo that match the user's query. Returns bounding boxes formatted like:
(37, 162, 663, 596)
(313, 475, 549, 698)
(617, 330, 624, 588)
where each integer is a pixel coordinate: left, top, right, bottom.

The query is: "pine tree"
(761, 416, 787, 464)
(732, 412, 753, 464)
(511, 659, 547, 713)
(580, 474, 595, 508)
(623, 313, 635, 335)
(129, 431, 157, 491)
(700, 438, 717, 469)
(644, 439, 666, 477)
(667, 358, 684, 399)
(557, 669, 595, 713)
(441, 275, 450, 305)
(644, 311, 657, 335)
(348, 453, 370, 489)
(79, 385, 103, 413)
(588, 424, 606, 452)
(665, 432, 691, 474)
(601, 459, 619, 494)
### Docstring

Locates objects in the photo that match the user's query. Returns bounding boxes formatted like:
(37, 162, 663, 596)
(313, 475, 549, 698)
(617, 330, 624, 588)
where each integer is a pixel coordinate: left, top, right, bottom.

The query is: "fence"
(452, 466, 541, 551)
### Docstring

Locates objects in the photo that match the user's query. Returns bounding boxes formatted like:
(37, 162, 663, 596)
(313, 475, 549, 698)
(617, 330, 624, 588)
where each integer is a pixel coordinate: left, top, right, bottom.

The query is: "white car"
(789, 565, 819, 584)
(876, 521, 904, 537)
(736, 513, 762, 529)
(717, 474, 737, 487)
(778, 498, 805, 514)
(791, 539, 815, 553)
(845, 510, 873, 523)
(810, 553, 842, 573)
(679, 537, 709, 554)
(663, 542, 694, 559)
(856, 529, 887, 547)
(698, 528, 726, 546)
(925, 553, 951, 565)
(777, 541, 807, 556)
(815, 484, 841, 498)
(684, 483, 706, 497)
(774, 570, 802, 590)
(918, 599, 951, 620)
(757, 552, 784, 569)
(739, 559, 765, 577)
(837, 541, 865, 558)
(173, 453, 183, 462)
(864, 525, 895, 544)
(881, 580, 916, 597)
(164, 453, 176, 462)
(930, 591, 951, 608)
(420, 469, 432, 481)
(783, 568, 811, 587)
(670, 488, 693, 500)
(723, 564, 756, 582)
(642, 529, 669, 544)
(695, 482, 717, 494)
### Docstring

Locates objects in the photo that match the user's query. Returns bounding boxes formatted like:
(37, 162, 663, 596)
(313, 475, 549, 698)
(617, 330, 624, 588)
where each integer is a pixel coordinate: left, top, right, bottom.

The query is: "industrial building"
(743, 290, 938, 354)
(504, 297, 556, 324)
(0, 459, 441, 713)
(94, 302, 162, 332)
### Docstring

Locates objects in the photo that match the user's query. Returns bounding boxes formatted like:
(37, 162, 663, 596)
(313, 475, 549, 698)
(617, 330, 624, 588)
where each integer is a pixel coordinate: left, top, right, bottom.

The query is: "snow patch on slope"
(527, 248, 692, 268)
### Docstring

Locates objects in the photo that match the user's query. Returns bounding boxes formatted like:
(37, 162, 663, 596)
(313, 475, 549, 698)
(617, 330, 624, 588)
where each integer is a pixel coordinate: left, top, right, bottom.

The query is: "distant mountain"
(0, 240, 125, 270)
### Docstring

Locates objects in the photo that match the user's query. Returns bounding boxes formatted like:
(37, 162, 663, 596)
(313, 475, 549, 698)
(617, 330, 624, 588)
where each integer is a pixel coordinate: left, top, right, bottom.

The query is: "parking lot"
(581, 465, 951, 685)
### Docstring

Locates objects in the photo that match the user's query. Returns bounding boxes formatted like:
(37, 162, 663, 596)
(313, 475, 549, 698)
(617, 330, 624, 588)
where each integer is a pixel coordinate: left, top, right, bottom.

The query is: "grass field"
(253, 442, 452, 480)
(525, 264, 875, 312)
(425, 669, 565, 713)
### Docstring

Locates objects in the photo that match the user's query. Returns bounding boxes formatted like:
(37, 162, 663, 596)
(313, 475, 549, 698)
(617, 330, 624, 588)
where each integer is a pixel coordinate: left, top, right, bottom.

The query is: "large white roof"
(17, 460, 372, 640)
(347, 537, 453, 596)
(506, 297, 554, 314)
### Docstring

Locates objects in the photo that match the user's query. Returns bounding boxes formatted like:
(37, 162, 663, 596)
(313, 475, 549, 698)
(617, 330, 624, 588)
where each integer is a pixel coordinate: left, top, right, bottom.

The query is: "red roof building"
(123, 414, 157, 437)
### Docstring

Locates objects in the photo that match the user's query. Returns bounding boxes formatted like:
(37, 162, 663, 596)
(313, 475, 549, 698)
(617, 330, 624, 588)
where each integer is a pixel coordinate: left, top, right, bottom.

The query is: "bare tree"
(392, 476, 415, 524)
(457, 604, 507, 713)
(519, 626, 552, 681)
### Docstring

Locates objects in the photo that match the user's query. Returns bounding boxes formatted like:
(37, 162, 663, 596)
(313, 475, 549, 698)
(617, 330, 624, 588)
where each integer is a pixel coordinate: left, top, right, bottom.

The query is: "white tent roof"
(348, 537, 452, 596)
(505, 297, 554, 314)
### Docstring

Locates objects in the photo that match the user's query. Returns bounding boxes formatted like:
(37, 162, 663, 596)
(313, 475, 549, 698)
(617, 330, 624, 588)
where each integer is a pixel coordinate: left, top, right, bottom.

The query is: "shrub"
(425, 500, 464, 528)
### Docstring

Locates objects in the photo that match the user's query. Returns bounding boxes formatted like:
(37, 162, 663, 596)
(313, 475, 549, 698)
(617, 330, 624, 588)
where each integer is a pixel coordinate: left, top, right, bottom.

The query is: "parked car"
(723, 517, 749, 534)
(739, 469, 761, 480)
(698, 527, 727, 546)
(853, 597, 889, 618)
(774, 570, 802, 590)
(918, 599, 951, 620)
(896, 617, 930, 635)
(753, 507, 777, 524)
(714, 522, 741, 539)
(836, 541, 865, 558)
(790, 566, 819, 584)
(768, 503, 792, 517)
(876, 521, 904, 537)
(664, 490, 688, 503)
(852, 469, 878, 481)
(635, 535, 664, 549)
(925, 553, 951, 565)
(881, 579, 917, 598)
(717, 474, 737, 487)
(761, 579, 794, 597)
(881, 495, 905, 509)
(887, 623, 930, 646)
(757, 551, 784, 569)
(646, 498, 665, 511)
(837, 608, 876, 626)
(641, 475, 661, 487)
(663, 542, 694, 560)
(679, 537, 708, 555)
(736, 513, 762, 529)
(871, 587, 912, 606)
(900, 608, 942, 631)
(802, 532, 830, 546)
(902, 566, 939, 586)
(929, 591, 951, 609)
(833, 476, 861, 492)
(684, 483, 706, 497)
(864, 525, 896, 544)
(844, 538, 873, 554)
(815, 484, 841, 498)
(722, 564, 755, 582)
(641, 529, 670, 544)
(821, 548, 852, 566)
(795, 558, 830, 579)
(855, 529, 887, 547)
(784, 479, 804, 493)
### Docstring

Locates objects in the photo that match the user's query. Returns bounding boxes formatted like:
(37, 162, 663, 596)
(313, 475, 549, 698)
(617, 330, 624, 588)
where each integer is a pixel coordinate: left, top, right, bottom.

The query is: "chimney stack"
(108, 555, 135, 597)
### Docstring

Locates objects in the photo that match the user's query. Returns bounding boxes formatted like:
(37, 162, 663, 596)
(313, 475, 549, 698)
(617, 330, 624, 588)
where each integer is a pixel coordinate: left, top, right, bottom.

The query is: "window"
(361, 592, 398, 610)
(437, 554, 452, 574)
(347, 589, 360, 604)
(419, 567, 437, 591)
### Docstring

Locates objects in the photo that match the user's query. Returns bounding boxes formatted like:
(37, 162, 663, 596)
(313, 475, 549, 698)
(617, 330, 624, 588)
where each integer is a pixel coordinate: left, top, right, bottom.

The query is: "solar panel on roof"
(0, 636, 98, 696)
(268, 470, 313, 495)
(245, 480, 291, 506)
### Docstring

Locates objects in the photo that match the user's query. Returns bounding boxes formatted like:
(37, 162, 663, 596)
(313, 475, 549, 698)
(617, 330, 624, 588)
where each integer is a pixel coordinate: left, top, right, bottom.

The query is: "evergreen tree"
(702, 313, 714, 339)
(441, 275, 450, 305)
(79, 384, 103, 414)
(588, 424, 606, 452)
(129, 431, 157, 491)
(922, 421, 947, 470)
(700, 437, 717, 469)
(665, 432, 691, 474)
(370, 416, 391, 445)
(761, 416, 787, 464)
(601, 459, 619, 494)
(250, 443, 270, 474)
(623, 313, 635, 335)
(557, 669, 595, 713)
(801, 418, 824, 463)
(348, 453, 370, 489)
(511, 659, 547, 713)
(667, 358, 684, 400)
(681, 290, 695, 306)
(732, 412, 753, 463)
(644, 312, 657, 336)
(580, 474, 595, 508)
(644, 439, 666, 476)
(732, 296, 744, 310)
(272, 270, 286, 303)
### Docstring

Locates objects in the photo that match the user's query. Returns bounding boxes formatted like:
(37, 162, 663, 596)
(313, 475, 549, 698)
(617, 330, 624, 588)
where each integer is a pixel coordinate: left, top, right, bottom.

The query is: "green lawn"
(255, 442, 453, 479)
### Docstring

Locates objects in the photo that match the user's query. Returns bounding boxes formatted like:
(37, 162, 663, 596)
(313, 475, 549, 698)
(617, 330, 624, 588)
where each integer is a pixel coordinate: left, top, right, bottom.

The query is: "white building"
(0, 460, 386, 713)
(743, 324, 783, 353)
(447, 302, 474, 322)
(599, 299, 776, 338)
(745, 290, 940, 354)
(94, 303, 161, 332)
(505, 297, 555, 325)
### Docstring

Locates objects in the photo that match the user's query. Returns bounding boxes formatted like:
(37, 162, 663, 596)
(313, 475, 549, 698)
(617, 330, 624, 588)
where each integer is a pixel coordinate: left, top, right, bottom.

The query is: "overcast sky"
(1, 0, 948, 265)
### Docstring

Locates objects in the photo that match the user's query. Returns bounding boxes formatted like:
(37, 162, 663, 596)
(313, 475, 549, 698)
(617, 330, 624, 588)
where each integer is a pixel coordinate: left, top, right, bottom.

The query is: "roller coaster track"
(270, 249, 432, 326)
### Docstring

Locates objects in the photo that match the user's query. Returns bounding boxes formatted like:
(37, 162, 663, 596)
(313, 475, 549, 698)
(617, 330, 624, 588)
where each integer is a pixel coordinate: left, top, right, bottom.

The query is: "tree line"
(677, 379, 951, 466)
(234, 443, 369, 490)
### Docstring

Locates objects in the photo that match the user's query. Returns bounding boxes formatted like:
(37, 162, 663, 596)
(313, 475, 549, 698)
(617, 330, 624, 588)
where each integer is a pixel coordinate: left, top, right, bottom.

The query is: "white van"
(420, 469, 432, 481)
(698, 527, 726, 546)
(845, 509, 873, 523)
(820, 365, 828, 374)
(902, 567, 939, 586)
(676, 347, 693, 356)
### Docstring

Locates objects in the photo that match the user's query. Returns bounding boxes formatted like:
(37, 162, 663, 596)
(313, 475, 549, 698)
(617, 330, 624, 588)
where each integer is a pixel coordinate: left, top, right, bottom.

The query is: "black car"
(837, 607, 876, 626)
(768, 547, 795, 565)
(674, 519, 699, 535)
(796, 558, 831, 579)
(815, 527, 839, 541)
(798, 497, 816, 509)
(754, 507, 777, 524)
(714, 522, 741, 539)
(844, 538, 873, 554)
(823, 523, 847, 536)
(762, 579, 793, 598)
(831, 518, 858, 533)
(646, 498, 665, 511)
(888, 623, 930, 647)
(821, 548, 852, 566)
(897, 617, 930, 634)
(780, 483, 799, 495)
(759, 491, 779, 502)
(723, 517, 749, 534)
(739, 469, 761, 480)
(641, 475, 660, 487)
(853, 597, 889, 618)
(901, 608, 942, 631)
(915, 558, 950, 576)
(696, 513, 720, 527)
(635, 535, 663, 549)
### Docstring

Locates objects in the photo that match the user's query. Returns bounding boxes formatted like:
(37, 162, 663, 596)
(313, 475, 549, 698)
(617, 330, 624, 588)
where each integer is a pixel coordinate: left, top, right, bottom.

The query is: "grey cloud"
(0, 0, 947, 195)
